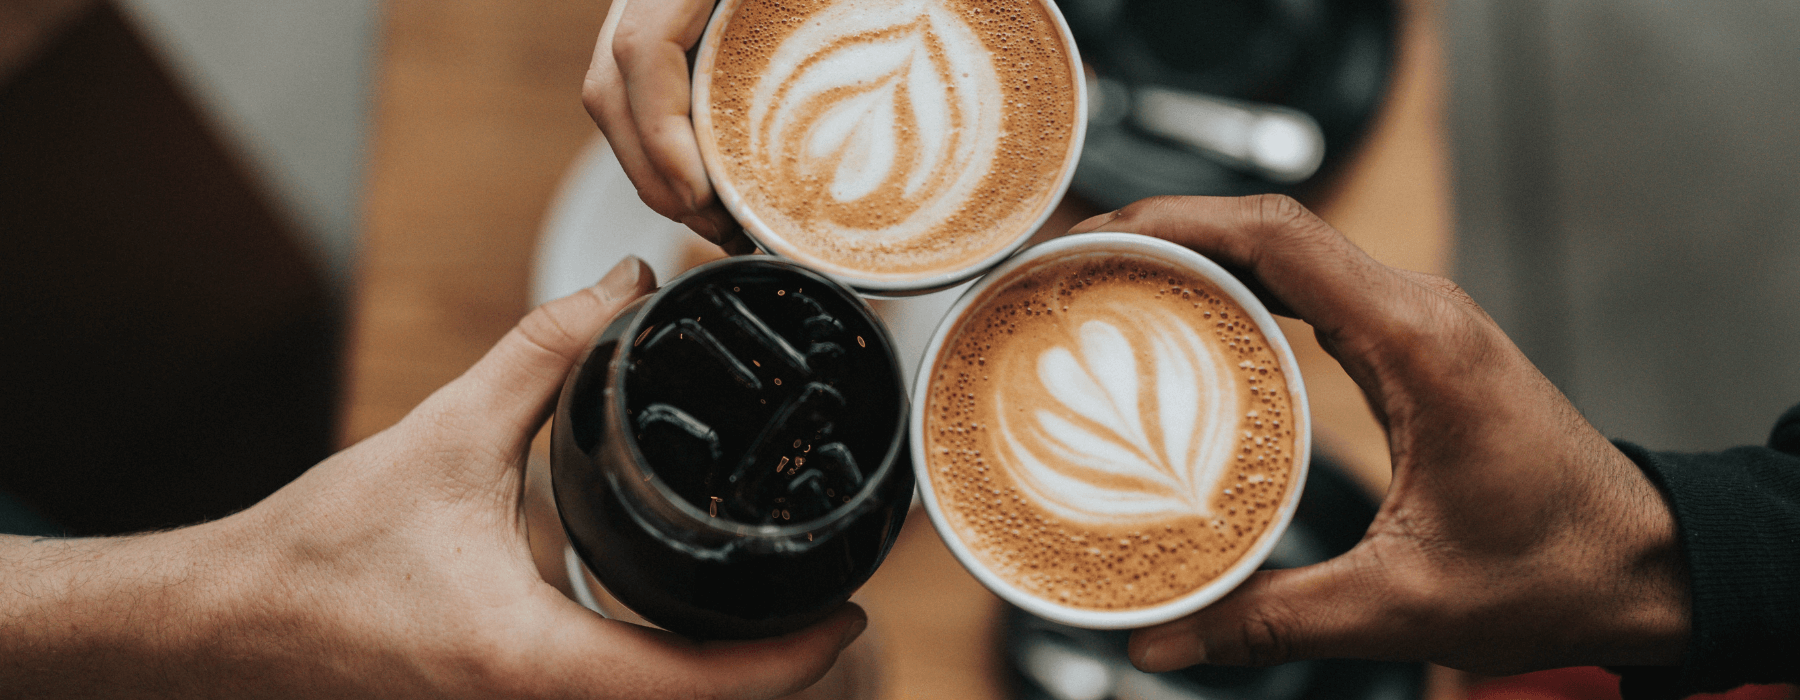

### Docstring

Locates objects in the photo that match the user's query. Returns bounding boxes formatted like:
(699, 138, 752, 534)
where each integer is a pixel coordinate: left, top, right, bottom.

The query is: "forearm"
(0, 522, 250, 697)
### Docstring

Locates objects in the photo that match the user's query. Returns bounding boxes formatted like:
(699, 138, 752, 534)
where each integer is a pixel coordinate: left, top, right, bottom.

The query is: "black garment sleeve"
(1612, 403, 1800, 699)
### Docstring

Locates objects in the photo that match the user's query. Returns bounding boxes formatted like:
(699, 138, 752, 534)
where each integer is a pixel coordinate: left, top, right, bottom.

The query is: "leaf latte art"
(925, 256, 1300, 610)
(1000, 314, 1240, 524)
(703, 0, 1078, 281)
(755, 8, 996, 223)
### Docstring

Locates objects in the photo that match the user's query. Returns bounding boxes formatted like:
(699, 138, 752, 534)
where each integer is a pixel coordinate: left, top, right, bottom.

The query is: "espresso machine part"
(1061, 0, 1396, 206)
(1128, 85, 1325, 185)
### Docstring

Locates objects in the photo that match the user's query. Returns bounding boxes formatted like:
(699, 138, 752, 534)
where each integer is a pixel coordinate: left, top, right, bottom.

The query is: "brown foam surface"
(706, 0, 1077, 279)
(924, 254, 1300, 610)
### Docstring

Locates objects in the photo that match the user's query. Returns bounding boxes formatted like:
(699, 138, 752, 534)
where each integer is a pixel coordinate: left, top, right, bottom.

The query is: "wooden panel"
(0, 3, 336, 535)
(343, 0, 611, 443)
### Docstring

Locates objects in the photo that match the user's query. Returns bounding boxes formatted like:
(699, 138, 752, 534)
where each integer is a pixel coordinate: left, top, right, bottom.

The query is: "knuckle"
(1235, 607, 1295, 667)
(581, 79, 610, 118)
(1412, 272, 1481, 310)
(611, 25, 645, 66)
(1249, 193, 1314, 234)
(638, 187, 692, 222)
(516, 306, 583, 363)
(1244, 193, 1337, 265)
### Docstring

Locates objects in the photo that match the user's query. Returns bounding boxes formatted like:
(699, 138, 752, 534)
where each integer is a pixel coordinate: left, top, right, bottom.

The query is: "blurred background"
(2, 0, 1796, 698)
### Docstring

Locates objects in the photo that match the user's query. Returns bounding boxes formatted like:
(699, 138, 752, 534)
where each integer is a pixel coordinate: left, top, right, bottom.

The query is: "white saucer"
(531, 137, 970, 388)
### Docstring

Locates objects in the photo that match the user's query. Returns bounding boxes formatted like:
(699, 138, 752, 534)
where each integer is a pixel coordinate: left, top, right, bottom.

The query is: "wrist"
(0, 517, 273, 697)
(1585, 443, 1690, 667)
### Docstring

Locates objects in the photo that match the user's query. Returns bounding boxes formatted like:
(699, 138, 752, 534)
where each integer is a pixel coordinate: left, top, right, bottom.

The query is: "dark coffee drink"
(693, 0, 1085, 292)
(552, 258, 912, 639)
(920, 241, 1304, 613)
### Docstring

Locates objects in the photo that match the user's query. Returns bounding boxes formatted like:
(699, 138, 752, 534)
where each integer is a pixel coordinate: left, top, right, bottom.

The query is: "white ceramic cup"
(689, 0, 1088, 296)
(909, 232, 1312, 629)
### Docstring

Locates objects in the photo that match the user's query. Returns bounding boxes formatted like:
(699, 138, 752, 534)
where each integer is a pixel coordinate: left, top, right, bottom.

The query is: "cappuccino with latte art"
(913, 234, 1310, 626)
(693, 0, 1084, 292)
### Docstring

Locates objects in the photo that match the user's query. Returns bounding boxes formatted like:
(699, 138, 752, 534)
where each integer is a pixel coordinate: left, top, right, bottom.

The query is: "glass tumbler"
(551, 256, 913, 640)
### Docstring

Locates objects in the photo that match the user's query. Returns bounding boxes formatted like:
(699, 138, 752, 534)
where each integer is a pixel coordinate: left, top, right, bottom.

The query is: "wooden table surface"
(344, 0, 1458, 697)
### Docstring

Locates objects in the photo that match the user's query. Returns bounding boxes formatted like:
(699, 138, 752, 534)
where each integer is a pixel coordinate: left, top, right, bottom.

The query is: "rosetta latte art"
(925, 255, 1299, 610)
(746, 1, 1003, 236)
(999, 313, 1243, 524)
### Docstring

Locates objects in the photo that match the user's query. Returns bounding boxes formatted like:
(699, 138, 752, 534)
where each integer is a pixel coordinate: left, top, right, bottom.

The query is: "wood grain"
(343, 0, 612, 444)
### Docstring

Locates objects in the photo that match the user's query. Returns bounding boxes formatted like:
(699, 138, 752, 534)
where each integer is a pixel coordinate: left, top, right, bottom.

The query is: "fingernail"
(837, 615, 868, 652)
(596, 256, 644, 303)
(1070, 209, 1120, 235)
(682, 215, 720, 240)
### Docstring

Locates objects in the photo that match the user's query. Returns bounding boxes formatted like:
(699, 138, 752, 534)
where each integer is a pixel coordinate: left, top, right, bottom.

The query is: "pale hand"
(0, 257, 864, 699)
(583, 0, 752, 254)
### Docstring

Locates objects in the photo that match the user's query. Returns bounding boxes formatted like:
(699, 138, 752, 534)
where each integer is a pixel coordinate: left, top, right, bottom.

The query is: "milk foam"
(1000, 312, 1240, 523)
(754, 3, 999, 215)
(706, 0, 1077, 280)
(924, 255, 1299, 610)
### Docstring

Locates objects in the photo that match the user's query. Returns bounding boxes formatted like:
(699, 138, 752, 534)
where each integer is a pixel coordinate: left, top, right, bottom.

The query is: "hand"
(1069, 196, 1689, 676)
(0, 256, 865, 699)
(583, 0, 752, 255)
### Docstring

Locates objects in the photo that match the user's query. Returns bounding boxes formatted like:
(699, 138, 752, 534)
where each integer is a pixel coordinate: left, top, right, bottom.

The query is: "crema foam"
(924, 253, 1300, 610)
(701, 0, 1078, 284)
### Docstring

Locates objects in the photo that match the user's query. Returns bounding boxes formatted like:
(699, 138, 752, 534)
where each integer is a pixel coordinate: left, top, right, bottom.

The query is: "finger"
(614, 0, 738, 240)
(1127, 550, 1416, 670)
(584, 0, 693, 225)
(719, 219, 757, 255)
(418, 257, 656, 454)
(538, 600, 867, 700)
(1067, 195, 1410, 343)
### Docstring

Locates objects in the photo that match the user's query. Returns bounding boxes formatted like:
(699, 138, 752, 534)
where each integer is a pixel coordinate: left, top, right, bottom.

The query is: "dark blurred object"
(1466, 666, 1796, 700)
(1062, 0, 1396, 206)
(0, 3, 339, 536)
(1002, 454, 1425, 700)
(0, 0, 97, 86)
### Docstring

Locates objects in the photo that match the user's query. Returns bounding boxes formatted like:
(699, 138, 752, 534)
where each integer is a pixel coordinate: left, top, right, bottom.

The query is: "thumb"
(417, 256, 656, 452)
(1067, 195, 1411, 345)
(1127, 549, 1408, 670)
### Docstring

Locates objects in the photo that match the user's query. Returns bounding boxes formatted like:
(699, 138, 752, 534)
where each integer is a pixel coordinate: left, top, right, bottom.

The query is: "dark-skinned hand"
(1069, 195, 1687, 676)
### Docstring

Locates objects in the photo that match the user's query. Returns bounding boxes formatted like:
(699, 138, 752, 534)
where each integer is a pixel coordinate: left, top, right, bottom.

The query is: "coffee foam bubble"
(925, 254, 1299, 610)
(707, 0, 1076, 280)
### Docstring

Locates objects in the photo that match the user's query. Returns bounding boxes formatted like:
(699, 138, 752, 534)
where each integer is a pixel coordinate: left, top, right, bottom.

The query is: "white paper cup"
(909, 232, 1311, 629)
(689, 0, 1087, 296)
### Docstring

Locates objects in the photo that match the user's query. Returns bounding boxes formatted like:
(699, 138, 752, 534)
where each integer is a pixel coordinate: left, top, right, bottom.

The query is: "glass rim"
(603, 256, 912, 545)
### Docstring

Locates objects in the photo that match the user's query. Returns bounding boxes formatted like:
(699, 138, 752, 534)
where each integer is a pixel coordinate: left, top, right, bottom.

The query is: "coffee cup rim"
(907, 232, 1313, 629)
(689, 0, 1089, 296)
